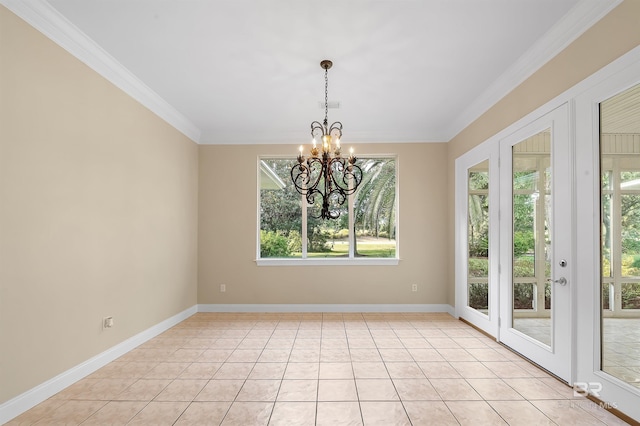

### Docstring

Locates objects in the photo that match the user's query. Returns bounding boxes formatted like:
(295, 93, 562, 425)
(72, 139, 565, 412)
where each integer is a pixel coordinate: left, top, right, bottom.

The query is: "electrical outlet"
(103, 316, 114, 329)
(220, 284, 226, 292)
(412, 284, 418, 292)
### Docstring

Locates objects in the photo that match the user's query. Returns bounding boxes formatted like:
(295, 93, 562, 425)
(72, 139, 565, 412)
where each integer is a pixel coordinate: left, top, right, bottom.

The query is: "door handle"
(554, 277, 567, 286)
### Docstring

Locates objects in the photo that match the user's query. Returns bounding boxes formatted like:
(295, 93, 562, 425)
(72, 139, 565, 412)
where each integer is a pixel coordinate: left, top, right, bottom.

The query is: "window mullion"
(348, 176, 355, 259)
(301, 193, 308, 258)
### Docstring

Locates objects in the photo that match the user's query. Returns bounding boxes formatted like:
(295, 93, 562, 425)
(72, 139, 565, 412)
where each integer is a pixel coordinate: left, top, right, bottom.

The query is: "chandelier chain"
(324, 67, 329, 126)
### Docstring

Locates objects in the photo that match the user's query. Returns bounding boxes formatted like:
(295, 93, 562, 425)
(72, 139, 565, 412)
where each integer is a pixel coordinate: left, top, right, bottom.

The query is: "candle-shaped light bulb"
(299, 145, 303, 154)
(350, 147, 354, 155)
(312, 139, 316, 149)
(336, 138, 341, 149)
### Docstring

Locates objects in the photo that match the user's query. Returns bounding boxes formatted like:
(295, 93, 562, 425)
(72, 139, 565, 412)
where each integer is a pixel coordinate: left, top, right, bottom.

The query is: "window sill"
(255, 258, 400, 266)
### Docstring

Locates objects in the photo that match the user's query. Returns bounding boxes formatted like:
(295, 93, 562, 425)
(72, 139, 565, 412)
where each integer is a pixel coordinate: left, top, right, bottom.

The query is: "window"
(258, 156, 397, 265)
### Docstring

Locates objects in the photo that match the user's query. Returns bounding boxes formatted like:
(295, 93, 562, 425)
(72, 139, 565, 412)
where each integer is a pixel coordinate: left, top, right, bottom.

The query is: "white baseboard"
(0, 305, 197, 425)
(198, 303, 455, 316)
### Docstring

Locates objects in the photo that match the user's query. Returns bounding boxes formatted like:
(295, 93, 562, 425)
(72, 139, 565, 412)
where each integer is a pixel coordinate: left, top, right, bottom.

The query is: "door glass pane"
(600, 82, 640, 387)
(512, 129, 552, 347)
(467, 160, 489, 314)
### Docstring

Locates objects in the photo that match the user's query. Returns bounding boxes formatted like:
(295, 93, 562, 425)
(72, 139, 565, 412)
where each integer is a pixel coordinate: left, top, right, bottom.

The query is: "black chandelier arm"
(290, 158, 324, 195)
(324, 158, 362, 195)
(310, 121, 326, 138)
(328, 122, 343, 140)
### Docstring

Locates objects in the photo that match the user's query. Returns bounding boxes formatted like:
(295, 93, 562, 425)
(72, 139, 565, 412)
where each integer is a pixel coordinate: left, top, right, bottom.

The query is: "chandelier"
(290, 60, 363, 220)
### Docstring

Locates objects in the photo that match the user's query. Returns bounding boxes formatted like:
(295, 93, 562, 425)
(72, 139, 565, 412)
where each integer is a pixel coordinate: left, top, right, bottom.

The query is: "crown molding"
(444, 0, 622, 141)
(1, 0, 202, 143)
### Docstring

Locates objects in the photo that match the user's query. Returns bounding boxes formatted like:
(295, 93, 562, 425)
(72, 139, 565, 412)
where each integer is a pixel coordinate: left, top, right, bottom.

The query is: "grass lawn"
(301, 238, 396, 258)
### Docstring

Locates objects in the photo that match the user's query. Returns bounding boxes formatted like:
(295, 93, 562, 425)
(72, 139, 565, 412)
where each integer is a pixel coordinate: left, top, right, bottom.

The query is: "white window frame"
(256, 154, 400, 266)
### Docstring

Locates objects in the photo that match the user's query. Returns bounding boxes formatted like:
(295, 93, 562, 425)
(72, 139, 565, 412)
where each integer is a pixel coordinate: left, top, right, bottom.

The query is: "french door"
(498, 103, 572, 382)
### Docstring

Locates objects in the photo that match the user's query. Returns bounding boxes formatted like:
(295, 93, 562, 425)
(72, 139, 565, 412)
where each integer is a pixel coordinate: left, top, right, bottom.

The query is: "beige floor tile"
(466, 348, 509, 362)
(481, 361, 532, 378)
(81, 401, 146, 425)
(348, 338, 376, 348)
(319, 362, 354, 379)
(425, 337, 460, 349)
(289, 349, 320, 362)
(213, 362, 254, 379)
(237, 338, 269, 349)
(393, 378, 441, 400)
(378, 348, 413, 362)
(430, 378, 483, 401)
(6, 399, 65, 424)
(446, 400, 507, 425)
(349, 348, 382, 362)
(167, 349, 206, 362)
(221, 401, 273, 426)
(114, 379, 172, 401)
(198, 349, 234, 362)
(452, 337, 490, 349)
(355, 378, 399, 401)
(195, 379, 243, 401)
(82, 378, 138, 400)
(33, 400, 106, 424)
(502, 378, 566, 400)
(360, 401, 411, 426)
(144, 362, 191, 379)
(488, 400, 555, 425)
(403, 401, 459, 425)
(236, 379, 281, 402)
(215, 338, 243, 349)
(394, 329, 422, 338)
(258, 349, 291, 362)
(284, 362, 319, 379)
(10, 313, 638, 426)
(320, 349, 351, 362)
(269, 402, 316, 426)
(417, 361, 462, 378)
(293, 339, 321, 350)
(352, 362, 389, 379)
(174, 401, 231, 425)
(374, 338, 404, 348)
(322, 338, 349, 349)
(449, 361, 497, 378)
(154, 379, 208, 401)
(126, 401, 190, 425)
(179, 362, 222, 379)
(316, 401, 362, 426)
(385, 361, 425, 378)
(407, 348, 446, 362)
(317, 379, 358, 401)
(466, 378, 523, 400)
(265, 339, 295, 350)
(277, 380, 318, 401)
(249, 362, 287, 379)
(532, 400, 607, 425)
(226, 349, 262, 363)
(437, 348, 477, 362)
(399, 338, 431, 348)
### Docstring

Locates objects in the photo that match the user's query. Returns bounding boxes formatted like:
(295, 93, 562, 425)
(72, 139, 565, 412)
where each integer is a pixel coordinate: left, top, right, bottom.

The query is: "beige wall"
(445, 0, 640, 305)
(0, 6, 199, 403)
(198, 143, 448, 305)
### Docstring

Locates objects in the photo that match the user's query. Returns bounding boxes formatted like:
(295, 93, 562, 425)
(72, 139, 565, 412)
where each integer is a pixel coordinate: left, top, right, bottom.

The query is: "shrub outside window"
(258, 156, 397, 264)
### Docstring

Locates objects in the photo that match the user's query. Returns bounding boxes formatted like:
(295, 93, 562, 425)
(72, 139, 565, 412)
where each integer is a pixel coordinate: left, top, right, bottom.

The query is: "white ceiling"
(6, 0, 621, 144)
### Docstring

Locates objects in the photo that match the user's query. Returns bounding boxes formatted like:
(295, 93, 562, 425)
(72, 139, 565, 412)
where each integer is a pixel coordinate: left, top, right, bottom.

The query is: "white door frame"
(575, 46, 640, 420)
(455, 142, 500, 337)
(498, 103, 573, 383)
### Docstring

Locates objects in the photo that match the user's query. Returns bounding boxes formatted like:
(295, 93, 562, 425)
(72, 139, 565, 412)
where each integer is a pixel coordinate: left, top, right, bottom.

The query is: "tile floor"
(6, 312, 631, 425)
